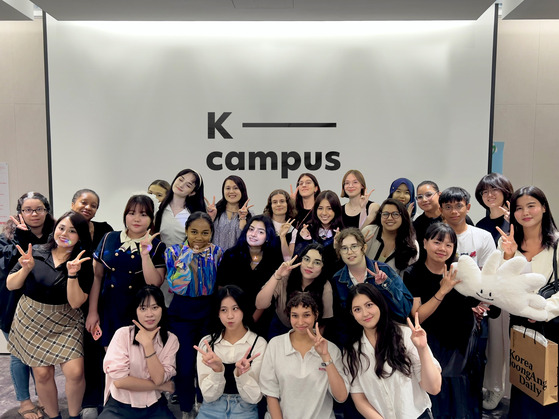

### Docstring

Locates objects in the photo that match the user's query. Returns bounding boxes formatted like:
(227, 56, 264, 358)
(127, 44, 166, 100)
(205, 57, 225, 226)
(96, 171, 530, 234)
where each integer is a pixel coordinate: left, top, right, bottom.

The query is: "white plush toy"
(453, 250, 548, 321)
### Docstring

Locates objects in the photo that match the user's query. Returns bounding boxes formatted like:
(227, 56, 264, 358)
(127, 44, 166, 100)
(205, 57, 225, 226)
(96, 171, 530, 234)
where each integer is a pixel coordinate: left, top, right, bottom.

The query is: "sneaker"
(81, 407, 99, 419)
(483, 389, 503, 410)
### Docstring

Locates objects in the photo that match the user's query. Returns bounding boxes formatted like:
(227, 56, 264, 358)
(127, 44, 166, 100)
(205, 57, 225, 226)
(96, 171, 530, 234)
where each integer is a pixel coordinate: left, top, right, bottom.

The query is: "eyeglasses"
(381, 211, 401, 219)
(302, 255, 323, 267)
(298, 180, 314, 187)
(442, 203, 466, 212)
(481, 188, 500, 197)
(340, 244, 362, 255)
(417, 191, 437, 201)
(21, 207, 46, 215)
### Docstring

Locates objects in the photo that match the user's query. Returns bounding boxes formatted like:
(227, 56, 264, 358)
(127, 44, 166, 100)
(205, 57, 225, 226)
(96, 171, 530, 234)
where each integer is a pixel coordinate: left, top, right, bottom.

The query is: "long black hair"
(422, 223, 457, 269)
(372, 198, 418, 271)
(234, 215, 277, 256)
(153, 169, 206, 233)
(215, 175, 250, 220)
(343, 283, 412, 383)
(294, 173, 321, 212)
(308, 190, 345, 239)
(44, 211, 92, 260)
(285, 244, 328, 315)
(208, 285, 253, 347)
(132, 285, 170, 346)
(509, 186, 558, 251)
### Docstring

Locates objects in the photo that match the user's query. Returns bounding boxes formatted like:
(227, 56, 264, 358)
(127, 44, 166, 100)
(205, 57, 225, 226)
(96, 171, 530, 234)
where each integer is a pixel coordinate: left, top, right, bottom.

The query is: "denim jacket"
(333, 256, 413, 320)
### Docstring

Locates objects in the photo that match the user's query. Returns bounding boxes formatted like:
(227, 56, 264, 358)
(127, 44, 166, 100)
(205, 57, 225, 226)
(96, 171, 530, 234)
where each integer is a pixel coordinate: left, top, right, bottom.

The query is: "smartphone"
(92, 324, 102, 341)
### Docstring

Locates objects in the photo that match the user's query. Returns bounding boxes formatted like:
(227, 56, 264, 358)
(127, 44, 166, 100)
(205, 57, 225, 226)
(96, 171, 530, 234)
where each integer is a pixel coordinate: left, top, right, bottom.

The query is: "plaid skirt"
(8, 295, 85, 367)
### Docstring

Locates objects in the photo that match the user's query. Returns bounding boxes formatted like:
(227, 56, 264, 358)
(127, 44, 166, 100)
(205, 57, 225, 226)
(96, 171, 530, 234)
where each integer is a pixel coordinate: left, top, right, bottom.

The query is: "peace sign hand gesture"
(205, 196, 217, 220)
(359, 189, 374, 209)
(66, 250, 91, 276)
(438, 265, 460, 296)
(238, 199, 253, 220)
(367, 262, 387, 285)
(132, 319, 160, 349)
(279, 219, 294, 238)
(194, 340, 224, 373)
(10, 214, 28, 231)
(15, 243, 34, 272)
(289, 184, 299, 202)
(498, 200, 511, 223)
(307, 322, 329, 356)
(275, 255, 301, 279)
(235, 346, 261, 377)
(496, 225, 517, 259)
(407, 312, 428, 349)
(140, 232, 160, 256)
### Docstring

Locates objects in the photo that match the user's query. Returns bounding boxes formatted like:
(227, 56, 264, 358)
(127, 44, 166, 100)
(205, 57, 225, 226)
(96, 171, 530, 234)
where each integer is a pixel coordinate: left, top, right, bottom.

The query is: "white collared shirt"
(159, 205, 189, 246)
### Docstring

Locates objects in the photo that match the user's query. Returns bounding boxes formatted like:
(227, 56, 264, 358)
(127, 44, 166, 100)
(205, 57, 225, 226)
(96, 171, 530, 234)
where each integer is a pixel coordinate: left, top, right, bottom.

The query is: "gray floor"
(0, 354, 509, 418)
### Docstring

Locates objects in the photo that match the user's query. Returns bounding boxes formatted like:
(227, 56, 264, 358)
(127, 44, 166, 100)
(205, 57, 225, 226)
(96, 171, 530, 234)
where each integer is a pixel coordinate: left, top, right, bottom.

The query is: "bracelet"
(320, 358, 333, 367)
(433, 294, 443, 302)
(145, 352, 156, 359)
(68, 274, 78, 279)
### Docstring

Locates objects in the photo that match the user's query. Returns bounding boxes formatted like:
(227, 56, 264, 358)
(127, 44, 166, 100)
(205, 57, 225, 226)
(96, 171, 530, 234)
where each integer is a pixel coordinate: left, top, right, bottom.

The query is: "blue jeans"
(3, 331, 34, 402)
(197, 394, 258, 419)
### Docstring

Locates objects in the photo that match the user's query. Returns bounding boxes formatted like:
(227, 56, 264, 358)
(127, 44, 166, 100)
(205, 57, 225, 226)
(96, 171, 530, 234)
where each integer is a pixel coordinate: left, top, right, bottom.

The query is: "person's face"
(392, 183, 411, 206)
(441, 200, 470, 228)
(71, 192, 99, 222)
(186, 218, 212, 251)
(125, 205, 151, 239)
(219, 296, 244, 333)
(340, 235, 366, 267)
(380, 204, 402, 232)
(20, 198, 48, 229)
(343, 173, 363, 198)
(424, 234, 455, 264)
(54, 217, 79, 249)
(271, 194, 288, 217)
(481, 187, 505, 209)
(300, 249, 323, 281)
(514, 195, 546, 230)
(316, 199, 335, 227)
(351, 293, 380, 331)
(223, 180, 242, 204)
(173, 173, 197, 199)
(298, 176, 318, 199)
(136, 296, 162, 331)
(246, 221, 267, 247)
(148, 184, 168, 203)
(416, 184, 440, 213)
(289, 304, 317, 335)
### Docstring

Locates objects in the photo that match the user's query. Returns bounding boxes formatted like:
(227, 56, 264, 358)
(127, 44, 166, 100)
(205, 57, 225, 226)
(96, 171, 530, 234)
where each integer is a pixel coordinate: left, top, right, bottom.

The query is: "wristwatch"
(321, 359, 333, 367)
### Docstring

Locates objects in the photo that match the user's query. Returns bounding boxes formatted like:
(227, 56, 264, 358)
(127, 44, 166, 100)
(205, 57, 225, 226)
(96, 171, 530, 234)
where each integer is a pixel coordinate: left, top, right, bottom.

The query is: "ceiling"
(1, 0, 559, 21)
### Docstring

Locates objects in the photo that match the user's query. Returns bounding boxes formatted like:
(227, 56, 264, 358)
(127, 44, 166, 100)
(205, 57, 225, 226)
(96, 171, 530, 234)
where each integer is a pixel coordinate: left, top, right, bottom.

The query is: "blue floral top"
(165, 242, 223, 297)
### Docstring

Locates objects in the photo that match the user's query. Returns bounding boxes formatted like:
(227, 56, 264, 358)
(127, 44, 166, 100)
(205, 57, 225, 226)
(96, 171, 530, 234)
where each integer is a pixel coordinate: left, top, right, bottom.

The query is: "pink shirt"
(103, 326, 179, 408)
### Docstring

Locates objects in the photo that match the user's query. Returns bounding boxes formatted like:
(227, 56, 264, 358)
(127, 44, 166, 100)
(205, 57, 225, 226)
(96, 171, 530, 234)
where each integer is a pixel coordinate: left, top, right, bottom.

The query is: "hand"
(10, 214, 28, 231)
(359, 189, 374, 209)
(238, 199, 254, 220)
(194, 339, 224, 373)
(300, 224, 311, 240)
(15, 243, 34, 272)
(275, 255, 301, 279)
(85, 311, 100, 334)
(498, 200, 510, 223)
(66, 250, 91, 276)
(496, 224, 517, 258)
(362, 228, 374, 243)
(367, 262, 387, 285)
(235, 346, 261, 376)
(132, 319, 160, 349)
(333, 227, 341, 244)
(438, 265, 460, 296)
(472, 302, 490, 322)
(279, 219, 294, 238)
(407, 202, 415, 217)
(140, 232, 160, 256)
(406, 312, 428, 349)
(307, 322, 329, 356)
(205, 196, 217, 220)
(157, 380, 175, 393)
(290, 184, 299, 201)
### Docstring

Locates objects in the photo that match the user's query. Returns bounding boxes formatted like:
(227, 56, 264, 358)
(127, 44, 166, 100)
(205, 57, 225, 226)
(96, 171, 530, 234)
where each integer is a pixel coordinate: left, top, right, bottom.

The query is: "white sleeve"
(236, 336, 267, 404)
(259, 339, 281, 399)
(477, 231, 497, 268)
(196, 336, 226, 403)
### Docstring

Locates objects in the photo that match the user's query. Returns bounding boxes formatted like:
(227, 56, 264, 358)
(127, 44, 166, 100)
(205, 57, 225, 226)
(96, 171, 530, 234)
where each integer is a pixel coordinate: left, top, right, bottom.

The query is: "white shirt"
(159, 205, 189, 247)
(349, 326, 440, 419)
(259, 331, 349, 419)
(197, 330, 267, 404)
(456, 225, 496, 268)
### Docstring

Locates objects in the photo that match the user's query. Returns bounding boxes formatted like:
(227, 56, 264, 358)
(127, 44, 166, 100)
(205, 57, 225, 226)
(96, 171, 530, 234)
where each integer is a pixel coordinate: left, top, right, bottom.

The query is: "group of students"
(0, 168, 557, 419)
